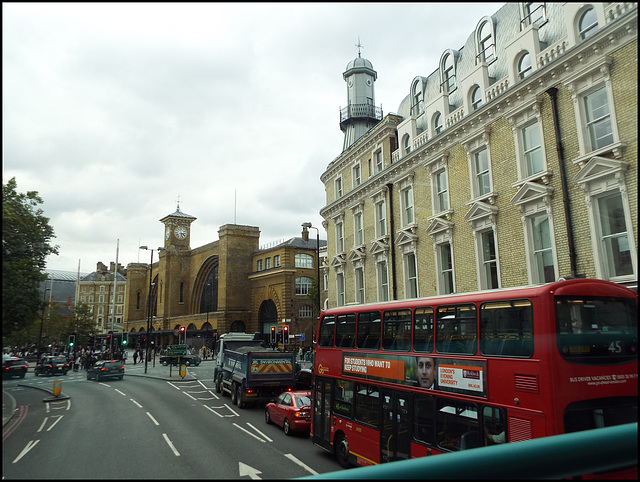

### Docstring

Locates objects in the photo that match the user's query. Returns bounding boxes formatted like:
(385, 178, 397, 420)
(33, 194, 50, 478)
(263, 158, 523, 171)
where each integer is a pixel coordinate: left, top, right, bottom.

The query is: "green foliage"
(2, 177, 58, 338)
(307, 277, 321, 317)
(70, 302, 95, 346)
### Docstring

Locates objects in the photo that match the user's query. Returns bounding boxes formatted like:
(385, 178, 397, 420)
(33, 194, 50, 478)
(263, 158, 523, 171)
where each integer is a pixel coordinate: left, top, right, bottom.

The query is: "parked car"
(86, 360, 125, 381)
(3, 356, 28, 379)
(160, 354, 201, 366)
(264, 390, 312, 436)
(34, 355, 70, 376)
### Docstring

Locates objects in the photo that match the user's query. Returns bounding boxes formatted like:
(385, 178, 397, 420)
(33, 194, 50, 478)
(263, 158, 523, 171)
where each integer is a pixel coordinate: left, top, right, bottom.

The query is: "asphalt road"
(2, 359, 343, 479)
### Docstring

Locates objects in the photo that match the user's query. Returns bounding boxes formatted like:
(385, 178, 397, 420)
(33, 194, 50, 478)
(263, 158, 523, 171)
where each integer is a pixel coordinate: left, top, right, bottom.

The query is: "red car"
(264, 390, 311, 436)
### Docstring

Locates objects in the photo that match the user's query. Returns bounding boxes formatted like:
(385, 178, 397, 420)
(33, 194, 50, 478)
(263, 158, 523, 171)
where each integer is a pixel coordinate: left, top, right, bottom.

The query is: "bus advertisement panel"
(338, 353, 486, 397)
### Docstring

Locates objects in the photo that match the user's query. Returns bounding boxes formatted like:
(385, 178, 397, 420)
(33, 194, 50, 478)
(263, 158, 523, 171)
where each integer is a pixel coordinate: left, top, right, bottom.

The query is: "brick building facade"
(123, 205, 325, 350)
(320, 3, 637, 307)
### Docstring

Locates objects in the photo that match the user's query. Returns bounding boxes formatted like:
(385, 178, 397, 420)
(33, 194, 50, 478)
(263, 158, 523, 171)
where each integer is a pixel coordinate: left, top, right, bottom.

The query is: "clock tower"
(160, 203, 197, 249)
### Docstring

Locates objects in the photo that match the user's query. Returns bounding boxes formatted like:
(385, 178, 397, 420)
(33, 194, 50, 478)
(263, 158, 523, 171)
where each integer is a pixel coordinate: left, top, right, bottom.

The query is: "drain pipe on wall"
(386, 183, 398, 300)
(546, 87, 581, 279)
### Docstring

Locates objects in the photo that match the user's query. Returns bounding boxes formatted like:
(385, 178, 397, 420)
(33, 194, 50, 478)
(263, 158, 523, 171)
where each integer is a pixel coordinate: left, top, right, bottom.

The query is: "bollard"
(52, 380, 62, 397)
(180, 364, 187, 379)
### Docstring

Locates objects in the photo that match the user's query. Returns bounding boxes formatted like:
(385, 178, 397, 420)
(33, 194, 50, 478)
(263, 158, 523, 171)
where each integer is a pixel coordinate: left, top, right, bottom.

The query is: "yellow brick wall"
(611, 41, 638, 259)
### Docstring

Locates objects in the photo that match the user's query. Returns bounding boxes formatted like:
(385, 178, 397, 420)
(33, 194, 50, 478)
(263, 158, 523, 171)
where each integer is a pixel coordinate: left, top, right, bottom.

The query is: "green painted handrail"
(300, 423, 637, 479)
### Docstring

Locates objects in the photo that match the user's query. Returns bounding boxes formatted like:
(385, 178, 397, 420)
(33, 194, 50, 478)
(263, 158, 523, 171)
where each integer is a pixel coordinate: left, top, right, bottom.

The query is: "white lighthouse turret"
(339, 40, 382, 151)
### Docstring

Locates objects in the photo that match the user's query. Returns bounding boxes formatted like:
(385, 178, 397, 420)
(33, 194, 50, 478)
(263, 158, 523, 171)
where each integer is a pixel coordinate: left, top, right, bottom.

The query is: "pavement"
(3, 354, 214, 429)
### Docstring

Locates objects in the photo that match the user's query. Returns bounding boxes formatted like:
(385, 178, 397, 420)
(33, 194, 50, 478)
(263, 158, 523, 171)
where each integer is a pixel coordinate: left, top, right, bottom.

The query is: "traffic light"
(68, 334, 75, 348)
(283, 325, 289, 344)
(179, 326, 185, 344)
(270, 326, 276, 344)
(122, 332, 128, 346)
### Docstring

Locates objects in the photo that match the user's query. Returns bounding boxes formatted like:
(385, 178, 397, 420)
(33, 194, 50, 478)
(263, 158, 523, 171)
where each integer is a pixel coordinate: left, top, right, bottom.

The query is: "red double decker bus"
(311, 279, 637, 476)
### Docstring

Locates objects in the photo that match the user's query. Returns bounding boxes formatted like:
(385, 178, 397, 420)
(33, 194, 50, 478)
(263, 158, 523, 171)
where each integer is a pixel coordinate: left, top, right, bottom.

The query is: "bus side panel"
(332, 416, 381, 466)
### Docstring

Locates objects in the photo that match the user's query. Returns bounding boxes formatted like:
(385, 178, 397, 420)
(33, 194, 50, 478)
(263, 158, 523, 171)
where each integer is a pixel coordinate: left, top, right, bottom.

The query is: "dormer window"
(440, 52, 456, 93)
(478, 20, 495, 63)
(412, 80, 424, 116)
(579, 7, 598, 40)
(521, 2, 546, 29)
(518, 52, 532, 80)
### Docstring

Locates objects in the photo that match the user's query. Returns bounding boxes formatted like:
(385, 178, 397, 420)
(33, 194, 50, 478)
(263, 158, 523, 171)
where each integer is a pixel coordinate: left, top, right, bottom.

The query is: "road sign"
(166, 344, 187, 356)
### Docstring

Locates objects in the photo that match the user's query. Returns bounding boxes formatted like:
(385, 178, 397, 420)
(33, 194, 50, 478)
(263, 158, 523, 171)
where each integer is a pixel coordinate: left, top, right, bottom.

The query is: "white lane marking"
(37, 418, 47, 433)
(46, 415, 63, 431)
(183, 392, 197, 401)
(130, 399, 143, 408)
(204, 405, 224, 417)
(197, 380, 220, 400)
(163, 433, 180, 456)
(233, 423, 266, 443)
(115, 389, 126, 396)
(146, 412, 160, 426)
(226, 404, 239, 417)
(284, 453, 319, 475)
(13, 440, 39, 464)
(246, 423, 272, 443)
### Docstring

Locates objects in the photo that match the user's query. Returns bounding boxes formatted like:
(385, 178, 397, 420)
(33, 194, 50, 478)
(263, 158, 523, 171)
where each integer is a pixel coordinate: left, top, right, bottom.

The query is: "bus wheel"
(334, 433, 351, 468)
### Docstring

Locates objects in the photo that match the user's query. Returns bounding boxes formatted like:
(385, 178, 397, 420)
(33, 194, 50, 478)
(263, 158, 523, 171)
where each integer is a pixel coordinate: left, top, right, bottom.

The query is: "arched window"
(295, 253, 313, 268)
(478, 20, 495, 62)
(412, 79, 424, 116)
(522, 2, 546, 29)
(441, 52, 456, 93)
(434, 112, 443, 135)
(403, 134, 411, 154)
(518, 52, 532, 80)
(471, 86, 483, 111)
(579, 7, 598, 40)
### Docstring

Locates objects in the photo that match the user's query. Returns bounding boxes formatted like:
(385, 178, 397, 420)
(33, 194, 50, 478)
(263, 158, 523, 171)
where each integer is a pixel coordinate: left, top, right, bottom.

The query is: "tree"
(70, 302, 95, 347)
(2, 177, 59, 337)
(307, 277, 321, 318)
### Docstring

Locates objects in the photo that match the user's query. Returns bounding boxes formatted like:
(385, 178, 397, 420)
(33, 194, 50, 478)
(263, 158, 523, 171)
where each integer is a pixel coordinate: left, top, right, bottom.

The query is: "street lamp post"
(302, 222, 321, 342)
(37, 288, 51, 360)
(139, 246, 155, 374)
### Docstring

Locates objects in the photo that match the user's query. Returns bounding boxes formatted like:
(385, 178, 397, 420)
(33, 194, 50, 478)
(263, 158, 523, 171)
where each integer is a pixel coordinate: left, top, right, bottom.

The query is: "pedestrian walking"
(133, 350, 138, 365)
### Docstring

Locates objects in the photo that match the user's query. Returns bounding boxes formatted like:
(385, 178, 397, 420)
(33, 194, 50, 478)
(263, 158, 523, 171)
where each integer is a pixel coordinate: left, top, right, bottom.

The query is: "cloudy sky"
(3, 2, 504, 274)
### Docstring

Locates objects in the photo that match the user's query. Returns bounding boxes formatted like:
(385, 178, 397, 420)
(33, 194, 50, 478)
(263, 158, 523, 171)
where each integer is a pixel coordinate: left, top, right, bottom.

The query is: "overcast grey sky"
(3, 2, 504, 273)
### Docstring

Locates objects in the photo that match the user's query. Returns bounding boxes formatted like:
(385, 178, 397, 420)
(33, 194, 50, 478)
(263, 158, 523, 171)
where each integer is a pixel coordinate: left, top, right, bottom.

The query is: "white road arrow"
(238, 462, 262, 480)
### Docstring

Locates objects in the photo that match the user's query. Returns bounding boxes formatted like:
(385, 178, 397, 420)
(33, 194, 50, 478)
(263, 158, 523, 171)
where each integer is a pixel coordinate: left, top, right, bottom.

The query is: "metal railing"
(298, 423, 637, 480)
(340, 104, 383, 123)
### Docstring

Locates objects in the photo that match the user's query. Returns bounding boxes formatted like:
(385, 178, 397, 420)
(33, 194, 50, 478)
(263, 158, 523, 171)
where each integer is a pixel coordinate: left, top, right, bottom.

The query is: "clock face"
(165, 227, 171, 240)
(174, 226, 187, 240)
